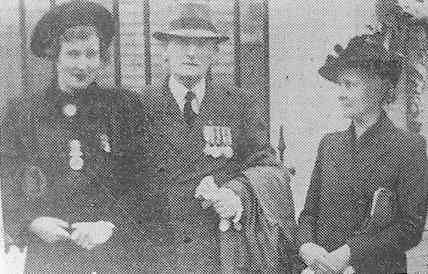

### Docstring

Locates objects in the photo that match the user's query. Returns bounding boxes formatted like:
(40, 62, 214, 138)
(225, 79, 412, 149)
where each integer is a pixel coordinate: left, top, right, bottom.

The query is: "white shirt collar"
(169, 76, 206, 114)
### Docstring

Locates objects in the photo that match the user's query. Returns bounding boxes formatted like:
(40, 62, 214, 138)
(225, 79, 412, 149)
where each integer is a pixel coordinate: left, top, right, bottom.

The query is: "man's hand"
(29, 217, 71, 243)
(70, 221, 115, 250)
(212, 187, 242, 219)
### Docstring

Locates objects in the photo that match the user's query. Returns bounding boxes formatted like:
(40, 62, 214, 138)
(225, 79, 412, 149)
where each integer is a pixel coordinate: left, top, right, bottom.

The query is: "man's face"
(337, 67, 383, 120)
(57, 34, 102, 93)
(165, 36, 218, 79)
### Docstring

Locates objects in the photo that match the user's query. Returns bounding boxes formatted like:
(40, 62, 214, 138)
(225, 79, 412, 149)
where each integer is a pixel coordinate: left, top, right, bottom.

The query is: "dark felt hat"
(319, 34, 402, 84)
(30, 0, 114, 58)
(153, 0, 229, 43)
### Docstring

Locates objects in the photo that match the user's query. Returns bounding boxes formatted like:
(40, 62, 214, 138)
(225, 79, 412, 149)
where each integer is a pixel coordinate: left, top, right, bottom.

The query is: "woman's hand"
(299, 242, 330, 270)
(29, 217, 71, 243)
(70, 221, 115, 250)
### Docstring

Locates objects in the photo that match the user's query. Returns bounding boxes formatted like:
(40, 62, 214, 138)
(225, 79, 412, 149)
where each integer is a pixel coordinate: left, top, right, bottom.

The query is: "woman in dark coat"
(0, 1, 143, 273)
(297, 34, 427, 274)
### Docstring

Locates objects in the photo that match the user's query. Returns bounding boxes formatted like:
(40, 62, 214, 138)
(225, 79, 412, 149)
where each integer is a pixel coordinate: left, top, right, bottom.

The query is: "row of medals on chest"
(63, 104, 111, 171)
(203, 124, 234, 158)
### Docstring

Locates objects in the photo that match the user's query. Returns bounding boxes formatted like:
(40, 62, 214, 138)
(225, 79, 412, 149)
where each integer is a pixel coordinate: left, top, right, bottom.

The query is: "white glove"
(70, 221, 115, 250)
(213, 187, 242, 220)
(29, 217, 71, 243)
(195, 176, 243, 231)
(299, 242, 330, 269)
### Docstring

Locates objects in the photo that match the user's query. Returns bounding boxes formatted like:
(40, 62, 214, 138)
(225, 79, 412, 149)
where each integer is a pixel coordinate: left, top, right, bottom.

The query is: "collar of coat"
(32, 81, 117, 121)
(348, 110, 395, 150)
(142, 76, 245, 116)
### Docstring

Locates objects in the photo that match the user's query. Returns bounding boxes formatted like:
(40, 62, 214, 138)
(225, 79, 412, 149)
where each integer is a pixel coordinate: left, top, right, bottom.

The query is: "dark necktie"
(183, 90, 197, 125)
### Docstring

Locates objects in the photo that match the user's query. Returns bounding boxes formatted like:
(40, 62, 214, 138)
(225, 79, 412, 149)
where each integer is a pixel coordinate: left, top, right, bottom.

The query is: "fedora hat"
(31, 0, 114, 58)
(319, 34, 402, 85)
(153, 0, 229, 43)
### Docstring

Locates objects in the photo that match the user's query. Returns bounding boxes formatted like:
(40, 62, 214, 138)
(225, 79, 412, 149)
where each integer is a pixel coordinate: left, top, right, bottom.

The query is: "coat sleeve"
(296, 135, 327, 247)
(108, 89, 146, 196)
(235, 91, 278, 168)
(346, 135, 427, 266)
(0, 99, 51, 247)
(219, 92, 297, 272)
(223, 91, 280, 220)
(100, 90, 147, 227)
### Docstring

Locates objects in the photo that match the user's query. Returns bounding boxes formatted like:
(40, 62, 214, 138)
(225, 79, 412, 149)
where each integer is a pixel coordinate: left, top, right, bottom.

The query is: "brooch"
(63, 104, 77, 117)
(99, 134, 111, 153)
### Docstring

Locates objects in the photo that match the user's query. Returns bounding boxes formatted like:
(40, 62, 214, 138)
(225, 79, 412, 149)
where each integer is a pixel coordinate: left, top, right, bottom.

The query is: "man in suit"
(122, 1, 297, 273)
(297, 34, 428, 273)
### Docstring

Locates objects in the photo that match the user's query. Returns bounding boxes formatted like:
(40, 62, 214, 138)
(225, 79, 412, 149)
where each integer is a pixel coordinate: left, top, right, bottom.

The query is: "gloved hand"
(213, 186, 242, 219)
(29, 217, 71, 243)
(299, 242, 333, 273)
(70, 221, 115, 250)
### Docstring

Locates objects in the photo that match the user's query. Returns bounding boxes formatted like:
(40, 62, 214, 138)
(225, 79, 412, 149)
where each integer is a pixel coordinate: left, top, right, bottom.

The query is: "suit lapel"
(148, 84, 190, 154)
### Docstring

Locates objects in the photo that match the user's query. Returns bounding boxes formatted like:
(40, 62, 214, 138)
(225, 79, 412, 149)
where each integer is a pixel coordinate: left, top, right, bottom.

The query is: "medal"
(69, 139, 82, 157)
(100, 134, 111, 153)
(211, 127, 222, 158)
(69, 139, 81, 148)
(219, 219, 230, 232)
(203, 143, 213, 155)
(69, 157, 84, 170)
(69, 139, 83, 169)
(203, 125, 216, 157)
(223, 127, 234, 158)
(63, 104, 77, 117)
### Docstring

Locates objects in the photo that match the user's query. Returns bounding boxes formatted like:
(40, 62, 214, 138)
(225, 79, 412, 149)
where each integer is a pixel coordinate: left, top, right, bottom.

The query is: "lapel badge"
(69, 139, 83, 170)
(63, 104, 77, 117)
(100, 134, 111, 153)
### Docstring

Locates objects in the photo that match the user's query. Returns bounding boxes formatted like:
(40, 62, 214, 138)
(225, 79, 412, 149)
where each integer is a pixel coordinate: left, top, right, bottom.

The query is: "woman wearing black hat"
(0, 1, 143, 273)
(297, 34, 427, 273)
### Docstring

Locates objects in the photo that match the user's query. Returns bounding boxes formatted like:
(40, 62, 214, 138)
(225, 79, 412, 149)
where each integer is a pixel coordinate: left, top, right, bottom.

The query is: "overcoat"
(297, 111, 428, 274)
(0, 82, 143, 273)
(122, 78, 296, 273)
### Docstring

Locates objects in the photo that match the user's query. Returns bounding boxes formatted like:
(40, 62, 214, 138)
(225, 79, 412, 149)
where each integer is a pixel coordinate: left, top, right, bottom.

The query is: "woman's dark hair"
(50, 25, 110, 63)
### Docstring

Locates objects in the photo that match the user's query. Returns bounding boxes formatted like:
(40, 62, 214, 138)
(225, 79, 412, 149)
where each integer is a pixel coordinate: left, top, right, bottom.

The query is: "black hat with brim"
(31, 0, 114, 58)
(319, 34, 402, 84)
